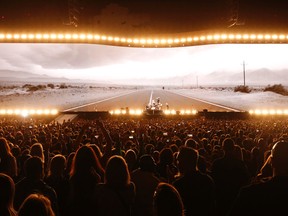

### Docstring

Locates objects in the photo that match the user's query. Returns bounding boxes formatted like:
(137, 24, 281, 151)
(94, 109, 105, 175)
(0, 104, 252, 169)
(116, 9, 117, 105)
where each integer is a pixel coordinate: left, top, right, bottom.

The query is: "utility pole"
(242, 61, 246, 87)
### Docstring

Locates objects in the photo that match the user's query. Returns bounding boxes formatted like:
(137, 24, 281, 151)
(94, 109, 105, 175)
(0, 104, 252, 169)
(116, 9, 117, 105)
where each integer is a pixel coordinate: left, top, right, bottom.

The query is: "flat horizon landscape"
(0, 81, 287, 112)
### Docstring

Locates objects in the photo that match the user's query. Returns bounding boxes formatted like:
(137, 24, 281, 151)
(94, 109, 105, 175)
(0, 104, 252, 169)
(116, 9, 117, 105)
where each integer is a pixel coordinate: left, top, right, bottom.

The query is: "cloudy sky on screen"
(0, 43, 288, 81)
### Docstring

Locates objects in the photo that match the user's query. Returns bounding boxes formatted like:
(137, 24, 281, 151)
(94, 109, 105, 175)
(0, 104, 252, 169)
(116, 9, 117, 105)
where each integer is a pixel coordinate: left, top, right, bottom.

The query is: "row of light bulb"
(1, 32, 288, 47)
(0, 109, 58, 117)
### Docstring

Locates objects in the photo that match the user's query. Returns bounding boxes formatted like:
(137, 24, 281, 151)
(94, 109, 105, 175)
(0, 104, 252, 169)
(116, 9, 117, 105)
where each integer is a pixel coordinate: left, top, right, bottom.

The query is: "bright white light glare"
(0, 109, 58, 116)
(21, 110, 29, 117)
(13, 34, 20, 39)
(243, 34, 249, 39)
(221, 34, 227, 40)
(249, 109, 288, 116)
(2, 32, 288, 47)
(51, 109, 58, 115)
(129, 109, 143, 115)
(43, 34, 50, 39)
(213, 35, 220, 40)
(87, 34, 93, 40)
(94, 35, 100, 40)
(21, 34, 27, 39)
(0, 109, 7, 115)
(80, 34, 86, 40)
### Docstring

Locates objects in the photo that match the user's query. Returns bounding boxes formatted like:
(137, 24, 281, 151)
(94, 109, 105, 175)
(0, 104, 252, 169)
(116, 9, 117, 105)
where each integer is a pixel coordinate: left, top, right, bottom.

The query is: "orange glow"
(1, 32, 288, 47)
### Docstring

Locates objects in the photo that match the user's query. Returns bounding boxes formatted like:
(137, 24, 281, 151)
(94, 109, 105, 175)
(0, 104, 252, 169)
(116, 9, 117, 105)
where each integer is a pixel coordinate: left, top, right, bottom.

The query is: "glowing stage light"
(213, 34, 220, 40)
(7, 110, 13, 115)
(174, 38, 180, 43)
(249, 109, 288, 116)
(207, 35, 213, 40)
(193, 37, 199, 42)
(133, 39, 139, 44)
(279, 35, 285, 40)
(236, 34, 242, 40)
(153, 39, 160, 44)
(180, 38, 186, 43)
(29, 110, 36, 115)
(3, 31, 288, 48)
(87, 34, 93, 40)
(262, 110, 269, 115)
(140, 39, 146, 44)
(167, 39, 173, 44)
(250, 34, 256, 40)
(170, 110, 177, 115)
(42, 34, 49, 39)
(35, 34, 42, 39)
(243, 34, 249, 40)
(94, 35, 100, 40)
(200, 36, 206, 41)
(192, 110, 198, 115)
(269, 110, 276, 115)
(272, 35, 278, 40)
(21, 110, 29, 117)
(164, 110, 171, 115)
(0, 109, 6, 115)
(44, 109, 50, 115)
(13, 34, 20, 39)
(221, 34, 227, 40)
(58, 34, 64, 39)
(160, 39, 167, 44)
(114, 37, 120, 42)
(28, 34, 35, 39)
(228, 34, 235, 39)
(80, 34, 87, 40)
(21, 34, 27, 40)
(265, 34, 271, 40)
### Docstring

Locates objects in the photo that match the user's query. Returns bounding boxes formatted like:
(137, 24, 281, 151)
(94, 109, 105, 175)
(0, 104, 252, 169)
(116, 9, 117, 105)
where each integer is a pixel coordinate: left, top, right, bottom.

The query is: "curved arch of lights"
(1, 30, 288, 47)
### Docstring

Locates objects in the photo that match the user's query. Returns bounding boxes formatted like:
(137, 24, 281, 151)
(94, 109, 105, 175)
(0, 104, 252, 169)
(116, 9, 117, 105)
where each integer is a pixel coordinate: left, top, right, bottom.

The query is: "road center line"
(148, 90, 154, 106)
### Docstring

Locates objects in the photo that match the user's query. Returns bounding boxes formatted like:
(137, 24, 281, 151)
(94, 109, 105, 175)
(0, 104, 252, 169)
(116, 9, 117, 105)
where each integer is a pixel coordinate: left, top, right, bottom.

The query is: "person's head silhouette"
(271, 141, 288, 176)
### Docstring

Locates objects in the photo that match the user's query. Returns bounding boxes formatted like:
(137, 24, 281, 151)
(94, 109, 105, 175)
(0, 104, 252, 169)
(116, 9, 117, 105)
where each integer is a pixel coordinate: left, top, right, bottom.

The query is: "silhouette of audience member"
(131, 155, 160, 216)
(68, 145, 103, 216)
(228, 141, 288, 216)
(0, 137, 17, 179)
(30, 143, 45, 162)
(211, 138, 250, 216)
(14, 156, 58, 214)
(0, 173, 17, 216)
(45, 154, 69, 216)
(173, 146, 215, 216)
(64, 152, 75, 179)
(18, 193, 55, 216)
(153, 182, 184, 216)
(156, 148, 178, 182)
(124, 149, 138, 173)
(96, 155, 135, 216)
